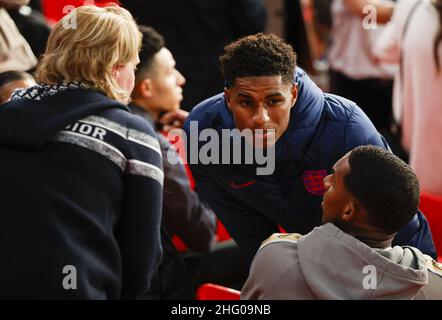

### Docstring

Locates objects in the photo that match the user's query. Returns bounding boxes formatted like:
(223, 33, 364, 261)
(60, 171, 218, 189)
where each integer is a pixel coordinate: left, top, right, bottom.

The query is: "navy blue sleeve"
(342, 105, 389, 152)
(116, 115, 164, 299)
(190, 164, 280, 266)
(393, 211, 437, 259)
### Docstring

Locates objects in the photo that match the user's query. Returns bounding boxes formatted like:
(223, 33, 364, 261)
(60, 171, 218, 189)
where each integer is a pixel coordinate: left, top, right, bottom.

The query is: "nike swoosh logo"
(229, 180, 256, 189)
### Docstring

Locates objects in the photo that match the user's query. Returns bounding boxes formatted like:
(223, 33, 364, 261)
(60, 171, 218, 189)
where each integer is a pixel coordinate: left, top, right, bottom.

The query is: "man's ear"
(137, 78, 153, 99)
(112, 64, 121, 79)
(341, 201, 357, 222)
(290, 84, 298, 107)
(224, 87, 232, 111)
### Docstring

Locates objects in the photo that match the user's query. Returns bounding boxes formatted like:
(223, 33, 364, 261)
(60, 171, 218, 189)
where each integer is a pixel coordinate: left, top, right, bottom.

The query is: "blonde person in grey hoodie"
(242, 145, 442, 300)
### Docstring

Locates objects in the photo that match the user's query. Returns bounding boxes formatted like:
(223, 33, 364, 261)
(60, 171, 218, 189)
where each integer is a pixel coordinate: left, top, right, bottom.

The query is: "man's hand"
(159, 109, 189, 132)
(0, 0, 29, 9)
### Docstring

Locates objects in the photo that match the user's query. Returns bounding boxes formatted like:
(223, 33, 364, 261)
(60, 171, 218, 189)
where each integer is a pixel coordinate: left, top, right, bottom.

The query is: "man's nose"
(253, 106, 270, 126)
(176, 70, 186, 86)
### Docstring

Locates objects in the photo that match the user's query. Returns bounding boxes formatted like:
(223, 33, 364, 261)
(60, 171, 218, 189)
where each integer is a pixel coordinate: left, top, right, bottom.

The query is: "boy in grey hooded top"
(242, 145, 442, 300)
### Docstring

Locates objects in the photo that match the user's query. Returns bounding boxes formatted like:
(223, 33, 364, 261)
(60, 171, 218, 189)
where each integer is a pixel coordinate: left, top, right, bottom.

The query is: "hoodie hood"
(0, 82, 128, 150)
(297, 223, 429, 299)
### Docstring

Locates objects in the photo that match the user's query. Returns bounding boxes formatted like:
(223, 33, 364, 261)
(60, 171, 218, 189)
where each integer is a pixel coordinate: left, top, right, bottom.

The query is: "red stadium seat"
(196, 283, 240, 300)
(171, 235, 188, 253)
(215, 220, 231, 242)
(419, 192, 442, 262)
(42, 0, 119, 24)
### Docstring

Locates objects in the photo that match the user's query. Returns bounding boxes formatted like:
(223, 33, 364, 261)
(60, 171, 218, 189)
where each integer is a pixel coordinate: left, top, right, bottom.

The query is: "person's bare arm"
(345, 0, 394, 24)
(0, 0, 29, 9)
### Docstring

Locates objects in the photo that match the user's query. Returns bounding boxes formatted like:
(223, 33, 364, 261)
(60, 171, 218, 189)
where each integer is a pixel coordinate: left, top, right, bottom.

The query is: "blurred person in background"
(0, 70, 35, 104)
(0, 0, 37, 72)
(7, 0, 50, 59)
(328, 0, 399, 154)
(374, 0, 442, 196)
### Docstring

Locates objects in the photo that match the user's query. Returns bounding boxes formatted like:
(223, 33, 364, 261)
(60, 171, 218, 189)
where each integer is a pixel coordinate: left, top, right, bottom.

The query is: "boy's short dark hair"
(136, 25, 165, 80)
(219, 33, 297, 87)
(344, 145, 420, 233)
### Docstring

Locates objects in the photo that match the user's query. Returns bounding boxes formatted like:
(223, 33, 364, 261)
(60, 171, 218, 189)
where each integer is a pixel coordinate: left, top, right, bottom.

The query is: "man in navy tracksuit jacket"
(183, 33, 436, 265)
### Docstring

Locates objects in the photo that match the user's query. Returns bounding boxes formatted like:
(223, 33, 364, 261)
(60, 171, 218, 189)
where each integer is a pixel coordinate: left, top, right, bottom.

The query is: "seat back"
(42, 0, 120, 24)
(196, 283, 240, 300)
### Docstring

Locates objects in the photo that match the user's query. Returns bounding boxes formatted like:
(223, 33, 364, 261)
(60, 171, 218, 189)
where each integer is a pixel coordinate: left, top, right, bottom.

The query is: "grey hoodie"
(241, 223, 442, 299)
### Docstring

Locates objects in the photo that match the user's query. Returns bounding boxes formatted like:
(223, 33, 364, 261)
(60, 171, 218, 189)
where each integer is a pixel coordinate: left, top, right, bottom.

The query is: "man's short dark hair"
(344, 145, 420, 233)
(136, 25, 165, 80)
(0, 71, 34, 88)
(219, 33, 297, 87)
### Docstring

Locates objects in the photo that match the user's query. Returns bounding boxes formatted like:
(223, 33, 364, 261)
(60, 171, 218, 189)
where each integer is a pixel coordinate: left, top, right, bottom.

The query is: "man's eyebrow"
(331, 166, 336, 173)
(237, 92, 252, 98)
(266, 92, 283, 98)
